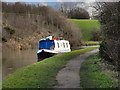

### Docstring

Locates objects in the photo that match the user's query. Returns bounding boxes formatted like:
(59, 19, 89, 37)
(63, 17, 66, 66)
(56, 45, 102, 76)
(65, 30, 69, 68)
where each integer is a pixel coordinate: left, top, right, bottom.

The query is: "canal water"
(2, 49, 38, 80)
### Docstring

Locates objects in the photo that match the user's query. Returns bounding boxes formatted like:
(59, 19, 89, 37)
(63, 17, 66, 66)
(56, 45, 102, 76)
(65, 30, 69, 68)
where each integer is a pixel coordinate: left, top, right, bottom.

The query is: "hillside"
(70, 19, 101, 41)
(2, 3, 82, 50)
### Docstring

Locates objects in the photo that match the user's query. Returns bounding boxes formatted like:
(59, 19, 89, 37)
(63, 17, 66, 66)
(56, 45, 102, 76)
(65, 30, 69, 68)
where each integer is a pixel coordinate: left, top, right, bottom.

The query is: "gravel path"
(54, 49, 99, 88)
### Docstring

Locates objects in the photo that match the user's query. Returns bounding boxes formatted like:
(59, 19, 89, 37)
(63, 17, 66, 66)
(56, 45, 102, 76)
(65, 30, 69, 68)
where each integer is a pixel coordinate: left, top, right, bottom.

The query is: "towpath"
(54, 49, 99, 88)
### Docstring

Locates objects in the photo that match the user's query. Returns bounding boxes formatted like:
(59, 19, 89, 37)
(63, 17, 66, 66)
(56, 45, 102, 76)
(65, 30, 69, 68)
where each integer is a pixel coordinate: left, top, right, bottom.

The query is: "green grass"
(80, 53, 118, 88)
(70, 19, 101, 41)
(84, 41, 100, 44)
(2, 47, 98, 88)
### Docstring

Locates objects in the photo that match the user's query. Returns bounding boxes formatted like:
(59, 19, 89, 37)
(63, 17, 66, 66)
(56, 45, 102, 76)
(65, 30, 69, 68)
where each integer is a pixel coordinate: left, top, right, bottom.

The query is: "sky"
(2, 0, 95, 2)
(2, 0, 119, 2)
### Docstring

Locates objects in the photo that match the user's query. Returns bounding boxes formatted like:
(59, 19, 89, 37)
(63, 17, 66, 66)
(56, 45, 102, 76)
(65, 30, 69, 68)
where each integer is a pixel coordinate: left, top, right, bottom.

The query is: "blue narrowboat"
(37, 36, 71, 61)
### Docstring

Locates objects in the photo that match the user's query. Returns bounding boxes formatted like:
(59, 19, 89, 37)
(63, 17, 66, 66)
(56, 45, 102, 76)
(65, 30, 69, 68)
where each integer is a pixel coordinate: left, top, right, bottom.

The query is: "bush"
(99, 40, 110, 61)
(67, 8, 90, 19)
(90, 29, 102, 41)
(2, 37, 7, 42)
(10, 29, 15, 35)
(98, 2, 120, 68)
(4, 26, 15, 35)
(4, 26, 11, 32)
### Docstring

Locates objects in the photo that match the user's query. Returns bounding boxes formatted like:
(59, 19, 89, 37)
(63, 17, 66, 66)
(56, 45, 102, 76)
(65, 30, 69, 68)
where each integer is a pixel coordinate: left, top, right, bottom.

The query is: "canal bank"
(2, 47, 98, 88)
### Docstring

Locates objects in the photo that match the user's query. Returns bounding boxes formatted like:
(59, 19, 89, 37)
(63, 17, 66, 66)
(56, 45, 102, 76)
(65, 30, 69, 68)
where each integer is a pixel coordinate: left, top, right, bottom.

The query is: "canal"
(2, 49, 37, 80)
(2, 45, 99, 80)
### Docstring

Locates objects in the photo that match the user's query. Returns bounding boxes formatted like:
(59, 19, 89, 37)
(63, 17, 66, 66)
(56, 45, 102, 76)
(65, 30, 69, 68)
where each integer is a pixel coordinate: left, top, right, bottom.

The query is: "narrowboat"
(37, 36, 71, 61)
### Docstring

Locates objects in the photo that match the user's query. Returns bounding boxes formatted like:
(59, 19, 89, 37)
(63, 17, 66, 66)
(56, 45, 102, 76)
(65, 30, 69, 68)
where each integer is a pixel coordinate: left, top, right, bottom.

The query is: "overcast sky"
(2, 0, 96, 2)
(2, 0, 119, 2)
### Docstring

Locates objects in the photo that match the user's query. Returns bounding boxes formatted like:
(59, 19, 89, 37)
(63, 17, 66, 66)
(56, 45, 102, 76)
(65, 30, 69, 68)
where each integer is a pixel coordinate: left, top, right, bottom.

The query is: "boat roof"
(40, 39, 68, 41)
(40, 36, 69, 42)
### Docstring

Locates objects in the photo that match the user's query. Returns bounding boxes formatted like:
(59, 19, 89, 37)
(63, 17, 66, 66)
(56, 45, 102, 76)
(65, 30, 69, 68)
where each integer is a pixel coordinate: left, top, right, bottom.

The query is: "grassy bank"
(83, 41, 100, 46)
(80, 53, 118, 88)
(2, 47, 98, 88)
(70, 19, 101, 41)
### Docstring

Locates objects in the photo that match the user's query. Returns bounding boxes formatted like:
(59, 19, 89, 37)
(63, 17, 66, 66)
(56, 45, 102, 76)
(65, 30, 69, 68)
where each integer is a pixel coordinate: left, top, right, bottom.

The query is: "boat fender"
(42, 49, 44, 52)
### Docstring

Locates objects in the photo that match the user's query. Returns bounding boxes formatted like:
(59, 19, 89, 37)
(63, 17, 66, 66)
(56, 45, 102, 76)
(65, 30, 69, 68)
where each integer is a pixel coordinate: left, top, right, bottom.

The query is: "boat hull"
(37, 51, 55, 62)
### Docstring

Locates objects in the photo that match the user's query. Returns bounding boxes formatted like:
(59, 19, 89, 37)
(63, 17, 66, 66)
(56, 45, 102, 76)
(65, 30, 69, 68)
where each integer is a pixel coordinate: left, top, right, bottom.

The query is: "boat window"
(66, 43, 68, 48)
(63, 43, 65, 48)
(60, 43, 62, 47)
(57, 42, 59, 48)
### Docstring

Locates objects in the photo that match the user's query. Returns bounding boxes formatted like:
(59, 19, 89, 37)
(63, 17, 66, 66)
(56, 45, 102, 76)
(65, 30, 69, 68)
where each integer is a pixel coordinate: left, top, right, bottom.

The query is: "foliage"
(60, 7, 90, 19)
(2, 47, 98, 88)
(4, 26, 15, 35)
(2, 37, 7, 42)
(71, 19, 101, 41)
(98, 2, 120, 68)
(99, 40, 110, 61)
(80, 53, 119, 88)
(90, 29, 102, 41)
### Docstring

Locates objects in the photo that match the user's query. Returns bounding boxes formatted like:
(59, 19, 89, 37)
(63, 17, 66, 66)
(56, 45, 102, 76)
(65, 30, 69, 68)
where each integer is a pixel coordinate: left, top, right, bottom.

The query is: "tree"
(59, 2, 90, 19)
(67, 7, 90, 19)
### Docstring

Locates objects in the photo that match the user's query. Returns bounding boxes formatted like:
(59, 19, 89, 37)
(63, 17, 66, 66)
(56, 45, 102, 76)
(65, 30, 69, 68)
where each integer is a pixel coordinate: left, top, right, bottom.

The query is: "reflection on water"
(2, 49, 38, 80)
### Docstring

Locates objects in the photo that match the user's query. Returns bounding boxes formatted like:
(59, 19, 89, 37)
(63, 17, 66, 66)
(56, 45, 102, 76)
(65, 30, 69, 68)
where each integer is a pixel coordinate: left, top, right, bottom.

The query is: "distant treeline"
(2, 2, 90, 19)
(60, 7, 90, 19)
(2, 2, 53, 15)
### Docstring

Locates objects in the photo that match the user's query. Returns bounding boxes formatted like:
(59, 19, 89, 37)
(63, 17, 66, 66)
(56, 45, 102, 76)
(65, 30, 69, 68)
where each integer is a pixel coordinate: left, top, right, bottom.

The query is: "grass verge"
(80, 53, 118, 88)
(2, 47, 98, 88)
(70, 19, 101, 41)
(83, 41, 101, 46)
(84, 41, 100, 44)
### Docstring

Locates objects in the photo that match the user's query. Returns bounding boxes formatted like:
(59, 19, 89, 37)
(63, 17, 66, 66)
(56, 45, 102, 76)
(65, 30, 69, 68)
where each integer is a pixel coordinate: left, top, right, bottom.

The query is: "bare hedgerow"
(98, 2, 120, 69)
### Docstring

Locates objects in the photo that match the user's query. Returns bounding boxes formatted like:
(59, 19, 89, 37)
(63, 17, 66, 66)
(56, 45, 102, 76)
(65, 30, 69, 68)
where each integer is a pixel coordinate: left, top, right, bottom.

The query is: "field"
(70, 19, 101, 41)
(2, 47, 98, 88)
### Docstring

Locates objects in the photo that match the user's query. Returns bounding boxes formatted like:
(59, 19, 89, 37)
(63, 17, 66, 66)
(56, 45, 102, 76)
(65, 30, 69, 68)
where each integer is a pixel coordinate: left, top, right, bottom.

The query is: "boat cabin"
(38, 40, 71, 53)
(37, 36, 71, 61)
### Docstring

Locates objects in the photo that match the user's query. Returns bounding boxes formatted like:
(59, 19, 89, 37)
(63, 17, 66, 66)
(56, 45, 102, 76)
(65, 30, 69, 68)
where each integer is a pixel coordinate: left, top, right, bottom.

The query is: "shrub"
(98, 2, 119, 68)
(99, 40, 110, 61)
(10, 29, 15, 35)
(67, 8, 90, 19)
(4, 26, 11, 32)
(2, 37, 7, 42)
(4, 26, 15, 35)
(90, 29, 102, 41)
